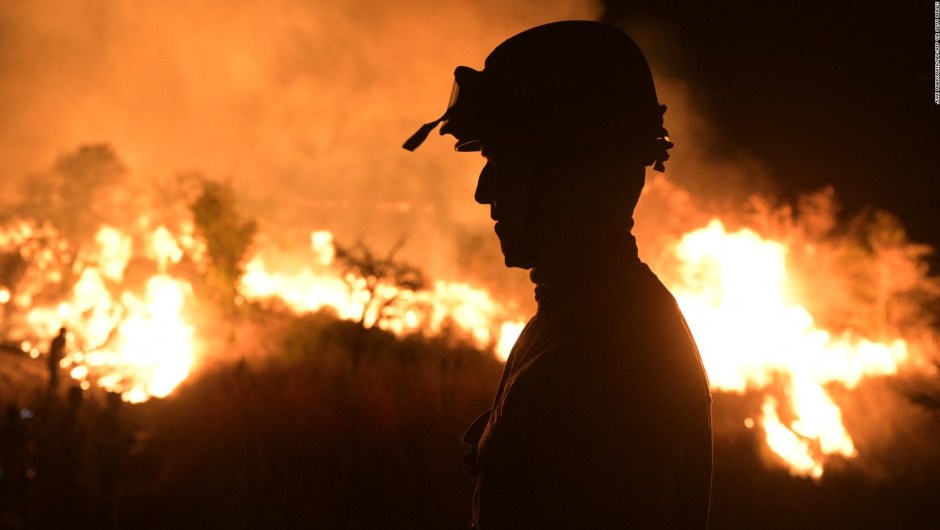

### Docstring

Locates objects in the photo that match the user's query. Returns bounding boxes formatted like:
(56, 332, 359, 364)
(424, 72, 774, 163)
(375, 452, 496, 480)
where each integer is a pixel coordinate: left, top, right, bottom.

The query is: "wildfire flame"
(0, 204, 928, 477)
(240, 235, 527, 357)
(3, 223, 200, 403)
(670, 219, 908, 477)
(238, 220, 917, 477)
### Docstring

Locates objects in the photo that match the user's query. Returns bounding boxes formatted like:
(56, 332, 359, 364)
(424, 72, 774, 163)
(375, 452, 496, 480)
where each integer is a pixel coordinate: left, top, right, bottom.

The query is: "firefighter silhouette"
(406, 21, 712, 529)
(47, 327, 67, 395)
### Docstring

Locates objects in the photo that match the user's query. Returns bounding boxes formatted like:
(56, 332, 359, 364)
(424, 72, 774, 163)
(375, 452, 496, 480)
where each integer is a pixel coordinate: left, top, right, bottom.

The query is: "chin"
(498, 239, 537, 270)
(494, 220, 538, 269)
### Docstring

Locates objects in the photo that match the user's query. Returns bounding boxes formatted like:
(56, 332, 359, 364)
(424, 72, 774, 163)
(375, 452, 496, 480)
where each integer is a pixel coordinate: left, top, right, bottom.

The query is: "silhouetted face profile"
(475, 143, 650, 270)
(474, 147, 541, 267)
(404, 21, 673, 270)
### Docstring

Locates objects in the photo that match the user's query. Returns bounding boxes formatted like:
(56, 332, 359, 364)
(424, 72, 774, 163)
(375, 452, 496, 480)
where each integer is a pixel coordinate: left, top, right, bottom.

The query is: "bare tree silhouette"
(333, 237, 427, 329)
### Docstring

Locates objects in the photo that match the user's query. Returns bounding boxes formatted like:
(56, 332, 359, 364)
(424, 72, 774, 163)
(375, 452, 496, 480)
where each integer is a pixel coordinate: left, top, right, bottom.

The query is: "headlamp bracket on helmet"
(402, 66, 484, 152)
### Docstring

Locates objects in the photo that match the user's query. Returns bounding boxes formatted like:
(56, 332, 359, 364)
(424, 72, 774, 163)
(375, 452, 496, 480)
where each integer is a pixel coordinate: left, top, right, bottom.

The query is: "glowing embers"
(671, 219, 907, 477)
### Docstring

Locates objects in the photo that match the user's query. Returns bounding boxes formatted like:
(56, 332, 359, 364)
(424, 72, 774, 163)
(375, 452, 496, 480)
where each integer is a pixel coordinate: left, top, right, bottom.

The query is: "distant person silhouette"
(405, 21, 712, 529)
(47, 327, 67, 395)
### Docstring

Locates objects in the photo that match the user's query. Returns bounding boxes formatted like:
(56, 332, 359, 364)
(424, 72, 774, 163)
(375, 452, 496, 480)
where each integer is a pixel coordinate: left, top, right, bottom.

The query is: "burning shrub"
(332, 237, 428, 329)
(190, 179, 258, 307)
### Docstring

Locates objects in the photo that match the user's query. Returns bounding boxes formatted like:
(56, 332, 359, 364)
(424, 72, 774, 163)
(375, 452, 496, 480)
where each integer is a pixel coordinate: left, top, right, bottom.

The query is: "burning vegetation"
(0, 133, 937, 529)
(2, 143, 938, 485)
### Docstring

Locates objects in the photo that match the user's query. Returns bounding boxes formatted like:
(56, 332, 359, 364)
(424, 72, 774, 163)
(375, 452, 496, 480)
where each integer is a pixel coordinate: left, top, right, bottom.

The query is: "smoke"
(614, 16, 780, 208)
(3, 1, 933, 310)
(0, 0, 600, 283)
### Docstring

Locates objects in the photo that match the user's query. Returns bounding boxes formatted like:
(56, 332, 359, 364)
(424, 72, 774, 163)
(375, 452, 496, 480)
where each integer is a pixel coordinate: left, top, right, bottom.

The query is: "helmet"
(403, 21, 673, 171)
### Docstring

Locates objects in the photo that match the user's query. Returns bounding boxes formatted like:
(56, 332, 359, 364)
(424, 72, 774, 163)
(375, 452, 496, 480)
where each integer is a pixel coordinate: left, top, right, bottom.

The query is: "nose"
(475, 161, 496, 205)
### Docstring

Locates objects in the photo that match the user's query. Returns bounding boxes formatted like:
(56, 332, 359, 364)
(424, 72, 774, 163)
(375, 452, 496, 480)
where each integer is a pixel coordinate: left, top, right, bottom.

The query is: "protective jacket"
(463, 235, 712, 529)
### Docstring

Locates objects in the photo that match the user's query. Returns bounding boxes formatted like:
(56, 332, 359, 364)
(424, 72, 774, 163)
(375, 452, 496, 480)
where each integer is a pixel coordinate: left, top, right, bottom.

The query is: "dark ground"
(2, 308, 939, 529)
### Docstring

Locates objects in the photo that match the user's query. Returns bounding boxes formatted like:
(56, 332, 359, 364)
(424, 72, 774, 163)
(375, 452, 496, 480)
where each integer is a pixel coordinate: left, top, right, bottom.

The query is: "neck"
(530, 223, 640, 307)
